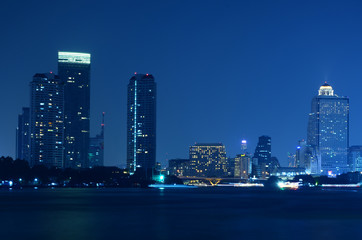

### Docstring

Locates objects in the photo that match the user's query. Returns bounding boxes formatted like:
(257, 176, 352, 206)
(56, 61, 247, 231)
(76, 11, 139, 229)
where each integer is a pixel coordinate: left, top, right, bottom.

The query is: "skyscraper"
(241, 139, 247, 154)
(89, 112, 105, 168)
(16, 107, 30, 163)
(58, 52, 91, 168)
(253, 136, 272, 178)
(127, 73, 156, 174)
(234, 153, 252, 179)
(30, 73, 64, 168)
(254, 136, 271, 164)
(307, 83, 349, 176)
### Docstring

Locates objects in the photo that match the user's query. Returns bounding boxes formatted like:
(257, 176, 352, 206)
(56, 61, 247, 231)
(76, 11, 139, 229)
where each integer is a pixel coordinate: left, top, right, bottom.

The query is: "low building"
(168, 159, 190, 177)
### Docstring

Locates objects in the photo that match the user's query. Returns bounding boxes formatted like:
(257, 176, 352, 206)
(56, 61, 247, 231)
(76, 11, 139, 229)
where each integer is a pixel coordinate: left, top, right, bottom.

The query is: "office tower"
(127, 73, 156, 174)
(253, 136, 272, 176)
(254, 136, 271, 164)
(16, 107, 30, 162)
(189, 143, 227, 177)
(30, 73, 64, 167)
(234, 153, 252, 179)
(89, 112, 105, 167)
(58, 52, 91, 168)
(241, 139, 247, 154)
(348, 146, 362, 172)
(307, 83, 349, 176)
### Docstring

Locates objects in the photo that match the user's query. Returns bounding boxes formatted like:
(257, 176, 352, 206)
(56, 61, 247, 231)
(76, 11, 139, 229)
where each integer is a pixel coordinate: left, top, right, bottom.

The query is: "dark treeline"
(0, 156, 159, 188)
(296, 172, 362, 185)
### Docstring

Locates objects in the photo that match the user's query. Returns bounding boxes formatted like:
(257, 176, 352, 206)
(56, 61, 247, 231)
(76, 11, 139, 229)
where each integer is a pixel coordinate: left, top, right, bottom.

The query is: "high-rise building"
(254, 136, 271, 165)
(30, 73, 64, 168)
(58, 52, 91, 168)
(16, 107, 30, 162)
(189, 143, 227, 177)
(127, 73, 156, 174)
(307, 83, 349, 176)
(234, 153, 252, 179)
(348, 146, 362, 172)
(241, 139, 247, 154)
(253, 136, 272, 177)
(89, 112, 105, 168)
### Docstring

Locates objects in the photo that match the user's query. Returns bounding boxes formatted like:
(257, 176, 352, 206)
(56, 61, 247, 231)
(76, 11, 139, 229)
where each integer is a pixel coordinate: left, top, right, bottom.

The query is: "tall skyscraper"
(307, 83, 349, 176)
(254, 136, 271, 165)
(16, 107, 30, 163)
(253, 136, 272, 178)
(189, 143, 228, 177)
(58, 52, 91, 168)
(127, 73, 156, 174)
(30, 73, 64, 168)
(89, 112, 105, 167)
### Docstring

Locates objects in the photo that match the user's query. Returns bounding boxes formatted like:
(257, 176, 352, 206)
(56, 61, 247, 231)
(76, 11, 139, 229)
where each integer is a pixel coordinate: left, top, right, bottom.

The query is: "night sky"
(1, 0, 362, 167)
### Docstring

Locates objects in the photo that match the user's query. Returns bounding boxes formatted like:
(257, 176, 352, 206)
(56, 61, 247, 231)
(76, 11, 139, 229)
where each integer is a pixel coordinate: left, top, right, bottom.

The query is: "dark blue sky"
(1, 0, 362, 167)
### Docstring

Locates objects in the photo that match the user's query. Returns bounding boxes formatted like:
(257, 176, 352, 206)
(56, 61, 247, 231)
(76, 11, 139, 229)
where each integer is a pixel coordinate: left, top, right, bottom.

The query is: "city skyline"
(3, 1, 362, 167)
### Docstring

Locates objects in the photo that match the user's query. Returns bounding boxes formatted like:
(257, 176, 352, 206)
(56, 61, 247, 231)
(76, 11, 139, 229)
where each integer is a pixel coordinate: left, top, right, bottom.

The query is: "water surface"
(1, 188, 361, 240)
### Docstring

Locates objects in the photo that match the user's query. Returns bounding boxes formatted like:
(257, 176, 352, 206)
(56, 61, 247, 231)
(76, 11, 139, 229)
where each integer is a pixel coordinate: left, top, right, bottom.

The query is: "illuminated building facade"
(89, 113, 105, 167)
(30, 73, 64, 168)
(241, 139, 247, 154)
(58, 52, 91, 168)
(234, 154, 252, 179)
(189, 143, 227, 177)
(127, 74, 156, 174)
(307, 83, 349, 176)
(16, 107, 30, 163)
(348, 146, 362, 172)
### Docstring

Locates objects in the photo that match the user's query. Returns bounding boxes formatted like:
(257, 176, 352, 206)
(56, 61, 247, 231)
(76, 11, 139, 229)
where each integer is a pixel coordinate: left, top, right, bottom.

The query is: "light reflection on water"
(0, 188, 362, 240)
